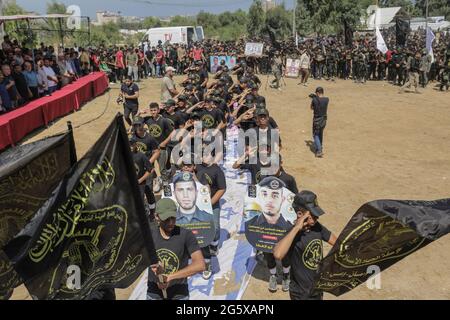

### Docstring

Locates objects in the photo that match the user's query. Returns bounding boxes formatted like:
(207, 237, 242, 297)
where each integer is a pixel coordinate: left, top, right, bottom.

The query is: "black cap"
(259, 176, 286, 190)
(255, 108, 269, 117)
(132, 116, 145, 125)
(165, 99, 176, 107)
(292, 191, 325, 217)
(173, 172, 195, 184)
(178, 95, 187, 101)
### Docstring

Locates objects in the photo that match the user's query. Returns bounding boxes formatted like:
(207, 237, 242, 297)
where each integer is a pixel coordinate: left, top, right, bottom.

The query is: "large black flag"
(264, 25, 282, 51)
(343, 19, 353, 47)
(0, 130, 77, 300)
(396, 17, 410, 46)
(314, 198, 450, 296)
(4, 114, 157, 300)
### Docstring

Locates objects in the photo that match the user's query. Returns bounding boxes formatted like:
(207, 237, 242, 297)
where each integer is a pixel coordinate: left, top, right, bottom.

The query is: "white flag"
(376, 27, 388, 54)
(426, 27, 436, 63)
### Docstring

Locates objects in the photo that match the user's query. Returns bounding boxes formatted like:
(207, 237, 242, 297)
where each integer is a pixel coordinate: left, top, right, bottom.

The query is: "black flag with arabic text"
(396, 17, 410, 46)
(343, 19, 353, 47)
(0, 130, 76, 300)
(3, 114, 157, 300)
(314, 198, 450, 296)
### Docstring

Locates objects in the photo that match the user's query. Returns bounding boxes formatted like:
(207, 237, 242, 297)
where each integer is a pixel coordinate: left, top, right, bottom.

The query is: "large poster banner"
(162, 172, 214, 248)
(245, 43, 264, 57)
(286, 58, 301, 78)
(130, 125, 257, 300)
(210, 56, 237, 73)
(244, 177, 296, 252)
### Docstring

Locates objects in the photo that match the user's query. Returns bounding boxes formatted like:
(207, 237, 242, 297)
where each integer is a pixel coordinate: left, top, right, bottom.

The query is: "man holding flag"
(421, 27, 435, 88)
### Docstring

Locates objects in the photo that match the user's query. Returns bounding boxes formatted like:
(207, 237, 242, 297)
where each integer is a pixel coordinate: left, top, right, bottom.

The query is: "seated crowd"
(0, 35, 101, 113)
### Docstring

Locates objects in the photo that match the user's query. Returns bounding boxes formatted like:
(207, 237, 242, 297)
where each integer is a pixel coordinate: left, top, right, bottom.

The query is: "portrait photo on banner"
(286, 58, 301, 78)
(209, 56, 237, 73)
(162, 172, 215, 247)
(244, 176, 296, 253)
(244, 42, 264, 57)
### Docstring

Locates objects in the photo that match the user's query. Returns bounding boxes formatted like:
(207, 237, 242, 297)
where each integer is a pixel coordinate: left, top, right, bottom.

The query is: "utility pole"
(0, 0, 4, 38)
(293, 0, 297, 46)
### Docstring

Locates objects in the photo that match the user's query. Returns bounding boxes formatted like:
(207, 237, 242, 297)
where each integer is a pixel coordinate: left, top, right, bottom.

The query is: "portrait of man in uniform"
(245, 176, 292, 230)
(173, 172, 214, 225)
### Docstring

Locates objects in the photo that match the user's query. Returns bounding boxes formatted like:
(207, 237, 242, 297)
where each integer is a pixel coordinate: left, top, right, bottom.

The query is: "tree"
(265, 4, 291, 39)
(296, 0, 366, 36)
(2, 1, 28, 44)
(142, 17, 163, 29)
(247, 0, 265, 38)
(379, 0, 420, 16)
(416, 0, 450, 19)
(89, 22, 123, 47)
(45, 1, 67, 47)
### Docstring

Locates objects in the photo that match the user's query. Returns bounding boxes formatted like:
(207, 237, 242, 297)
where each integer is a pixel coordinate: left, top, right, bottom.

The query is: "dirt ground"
(9, 74, 450, 300)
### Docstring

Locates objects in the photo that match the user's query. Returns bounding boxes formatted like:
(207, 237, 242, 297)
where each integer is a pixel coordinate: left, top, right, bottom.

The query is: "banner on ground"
(4, 114, 158, 300)
(130, 125, 257, 300)
(245, 43, 264, 57)
(162, 174, 214, 248)
(244, 177, 296, 253)
(285, 58, 301, 78)
(0, 130, 77, 300)
(314, 198, 450, 296)
(210, 56, 237, 73)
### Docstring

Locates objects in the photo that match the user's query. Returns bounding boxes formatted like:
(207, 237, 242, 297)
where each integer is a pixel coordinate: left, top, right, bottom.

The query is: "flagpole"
(425, 0, 429, 31)
(293, 0, 297, 43)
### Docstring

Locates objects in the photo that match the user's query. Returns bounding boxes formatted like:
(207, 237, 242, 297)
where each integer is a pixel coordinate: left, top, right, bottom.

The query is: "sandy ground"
(9, 74, 450, 300)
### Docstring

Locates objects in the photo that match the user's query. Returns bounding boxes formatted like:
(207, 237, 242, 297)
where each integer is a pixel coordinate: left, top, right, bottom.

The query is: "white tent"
(363, 5, 405, 30)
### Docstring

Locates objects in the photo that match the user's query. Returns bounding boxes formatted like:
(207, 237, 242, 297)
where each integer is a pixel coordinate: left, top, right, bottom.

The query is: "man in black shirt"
(197, 60, 209, 96)
(273, 190, 337, 300)
(12, 64, 30, 105)
(196, 156, 226, 263)
(147, 198, 205, 300)
(162, 99, 184, 129)
(131, 116, 160, 219)
(120, 76, 140, 126)
(131, 116, 160, 163)
(141, 102, 174, 176)
(310, 87, 329, 158)
(130, 137, 153, 201)
(195, 96, 226, 131)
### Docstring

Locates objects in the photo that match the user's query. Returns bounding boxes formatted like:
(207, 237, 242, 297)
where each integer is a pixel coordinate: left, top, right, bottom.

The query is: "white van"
(142, 26, 204, 46)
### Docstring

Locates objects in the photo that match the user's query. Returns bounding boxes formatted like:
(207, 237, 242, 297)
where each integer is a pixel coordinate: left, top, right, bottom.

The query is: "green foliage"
(2, 1, 28, 43)
(266, 4, 292, 39)
(196, 10, 247, 41)
(295, 0, 366, 36)
(4, 0, 449, 48)
(46, 0, 66, 14)
(379, 0, 421, 16)
(415, 0, 450, 19)
(89, 22, 123, 47)
(247, 0, 265, 38)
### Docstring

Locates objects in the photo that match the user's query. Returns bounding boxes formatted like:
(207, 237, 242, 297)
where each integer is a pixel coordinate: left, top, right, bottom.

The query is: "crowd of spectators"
(0, 35, 101, 114)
